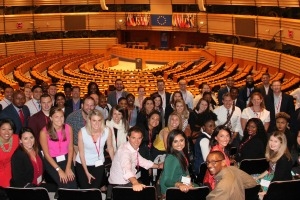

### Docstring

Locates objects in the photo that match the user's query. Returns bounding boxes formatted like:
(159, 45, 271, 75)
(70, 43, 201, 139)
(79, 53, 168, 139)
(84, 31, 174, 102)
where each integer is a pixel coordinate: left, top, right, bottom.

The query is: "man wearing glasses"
(205, 151, 257, 200)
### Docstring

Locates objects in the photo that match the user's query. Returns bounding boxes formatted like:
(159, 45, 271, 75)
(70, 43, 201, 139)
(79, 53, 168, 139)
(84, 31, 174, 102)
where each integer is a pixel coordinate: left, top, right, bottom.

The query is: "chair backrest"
(165, 186, 209, 200)
(57, 188, 102, 200)
(245, 184, 261, 200)
(263, 179, 300, 200)
(112, 186, 156, 200)
(240, 158, 269, 175)
(195, 162, 207, 185)
(3, 187, 50, 200)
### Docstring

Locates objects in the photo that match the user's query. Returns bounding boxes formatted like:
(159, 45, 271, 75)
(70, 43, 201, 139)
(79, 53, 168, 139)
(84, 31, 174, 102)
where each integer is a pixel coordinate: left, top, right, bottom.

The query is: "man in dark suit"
(0, 90, 30, 134)
(238, 75, 259, 104)
(218, 77, 235, 105)
(264, 80, 295, 132)
(65, 86, 83, 112)
(230, 86, 246, 111)
(258, 72, 273, 97)
(107, 79, 129, 107)
(150, 79, 171, 110)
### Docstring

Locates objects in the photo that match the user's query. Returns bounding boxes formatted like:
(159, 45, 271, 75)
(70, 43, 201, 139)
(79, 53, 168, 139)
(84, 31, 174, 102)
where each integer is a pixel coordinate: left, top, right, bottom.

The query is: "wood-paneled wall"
(207, 42, 300, 77)
(0, 38, 117, 56)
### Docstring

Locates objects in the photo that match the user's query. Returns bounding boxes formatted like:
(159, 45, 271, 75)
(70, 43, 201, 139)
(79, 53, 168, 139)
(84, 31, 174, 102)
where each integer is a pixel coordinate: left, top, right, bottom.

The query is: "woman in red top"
(203, 125, 231, 190)
(0, 119, 19, 187)
(10, 127, 44, 187)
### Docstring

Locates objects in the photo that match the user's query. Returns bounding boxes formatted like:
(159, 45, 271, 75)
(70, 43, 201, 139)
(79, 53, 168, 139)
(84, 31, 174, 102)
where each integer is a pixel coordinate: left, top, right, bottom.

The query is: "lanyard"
(32, 99, 39, 112)
(148, 129, 152, 148)
(93, 134, 102, 159)
(275, 96, 282, 113)
(136, 151, 139, 170)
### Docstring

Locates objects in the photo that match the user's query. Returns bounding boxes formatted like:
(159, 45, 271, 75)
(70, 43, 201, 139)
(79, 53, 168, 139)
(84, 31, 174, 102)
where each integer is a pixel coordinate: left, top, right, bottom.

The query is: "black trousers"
(75, 162, 104, 189)
(44, 154, 77, 189)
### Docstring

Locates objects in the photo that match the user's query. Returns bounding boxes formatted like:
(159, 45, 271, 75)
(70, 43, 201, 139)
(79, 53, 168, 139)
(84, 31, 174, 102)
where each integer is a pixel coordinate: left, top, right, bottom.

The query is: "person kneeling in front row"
(107, 126, 163, 199)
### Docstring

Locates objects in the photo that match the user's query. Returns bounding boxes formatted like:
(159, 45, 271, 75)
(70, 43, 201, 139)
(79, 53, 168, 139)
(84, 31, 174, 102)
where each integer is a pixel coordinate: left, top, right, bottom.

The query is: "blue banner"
(151, 15, 172, 26)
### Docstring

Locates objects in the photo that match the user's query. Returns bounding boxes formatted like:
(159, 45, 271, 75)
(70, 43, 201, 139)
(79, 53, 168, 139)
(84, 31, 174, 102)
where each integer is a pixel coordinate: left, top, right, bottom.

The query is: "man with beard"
(66, 96, 95, 155)
(0, 90, 30, 133)
(238, 75, 259, 104)
(28, 94, 52, 143)
(107, 79, 129, 107)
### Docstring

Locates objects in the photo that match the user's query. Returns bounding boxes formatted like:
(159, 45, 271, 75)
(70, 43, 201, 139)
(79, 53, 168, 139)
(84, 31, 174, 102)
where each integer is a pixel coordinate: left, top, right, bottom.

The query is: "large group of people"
(0, 74, 300, 200)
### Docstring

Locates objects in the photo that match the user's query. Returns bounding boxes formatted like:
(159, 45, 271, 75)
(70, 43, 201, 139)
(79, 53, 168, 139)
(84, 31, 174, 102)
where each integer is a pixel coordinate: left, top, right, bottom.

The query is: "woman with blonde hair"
(256, 131, 293, 192)
(173, 99, 191, 135)
(241, 92, 270, 131)
(152, 112, 183, 158)
(76, 109, 114, 189)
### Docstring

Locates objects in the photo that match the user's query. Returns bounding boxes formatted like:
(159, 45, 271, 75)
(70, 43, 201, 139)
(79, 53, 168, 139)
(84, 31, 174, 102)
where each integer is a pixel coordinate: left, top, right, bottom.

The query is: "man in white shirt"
(213, 92, 242, 147)
(97, 95, 112, 120)
(151, 79, 171, 110)
(258, 72, 273, 97)
(25, 85, 43, 116)
(108, 126, 162, 198)
(178, 79, 193, 109)
(0, 86, 14, 110)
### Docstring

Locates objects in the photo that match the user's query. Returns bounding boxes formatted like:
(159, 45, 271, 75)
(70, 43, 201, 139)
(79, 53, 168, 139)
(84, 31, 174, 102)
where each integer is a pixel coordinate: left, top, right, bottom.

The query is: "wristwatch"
(55, 167, 60, 171)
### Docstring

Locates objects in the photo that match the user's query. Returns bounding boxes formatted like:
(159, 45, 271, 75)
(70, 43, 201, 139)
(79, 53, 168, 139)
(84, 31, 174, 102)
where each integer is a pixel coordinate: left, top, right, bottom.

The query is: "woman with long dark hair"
(203, 125, 231, 190)
(235, 118, 268, 162)
(10, 127, 44, 187)
(160, 129, 196, 197)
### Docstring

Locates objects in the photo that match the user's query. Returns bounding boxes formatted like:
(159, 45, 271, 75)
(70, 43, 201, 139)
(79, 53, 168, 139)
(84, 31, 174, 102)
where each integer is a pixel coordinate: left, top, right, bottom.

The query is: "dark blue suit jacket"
(264, 93, 295, 132)
(0, 104, 30, 134)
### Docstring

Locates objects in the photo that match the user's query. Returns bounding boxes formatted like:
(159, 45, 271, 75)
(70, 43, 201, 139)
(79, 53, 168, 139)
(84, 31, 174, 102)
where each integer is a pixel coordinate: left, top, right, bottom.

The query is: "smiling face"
(0, 123, 13, 143)
(215, 129, 230, 148)
(206, 153, 225, 176)
(55, 96, 66, 108)
(144, 100, 154, 113)
(251, 94, 263, 107)
(269, 135, 281, 152)
(246, 121, 257, 136)
(50, 110, 64, 128)
(154, 97, 161, 108)
(198, 100, 208, 113)
(172, 134, 185, 151)
(128, 131, 143, 150)
(169, 115, 180, 130)
(20, 132, 35, 151)
(112, 109, 123, 124)
(4, 87, 14, 101)
(90, 115, 102, 131)
(175, 102, 184, 114)
(148, 113, 160, 129)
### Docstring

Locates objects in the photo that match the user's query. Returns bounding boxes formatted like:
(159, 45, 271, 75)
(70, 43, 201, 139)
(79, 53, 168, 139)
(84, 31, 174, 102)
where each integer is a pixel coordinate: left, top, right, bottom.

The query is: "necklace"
(0, 137, 13, 152)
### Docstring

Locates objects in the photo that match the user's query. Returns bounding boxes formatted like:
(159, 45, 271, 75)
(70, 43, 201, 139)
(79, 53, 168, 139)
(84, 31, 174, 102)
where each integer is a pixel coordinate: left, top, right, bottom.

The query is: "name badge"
(56, 155, 66, 162)
(181, 176, 191, 185)
(136, 171, 141, 179)
(37, 175, 42, 184)
(260, 179, 271, 188)
(95, 160, 103, 167)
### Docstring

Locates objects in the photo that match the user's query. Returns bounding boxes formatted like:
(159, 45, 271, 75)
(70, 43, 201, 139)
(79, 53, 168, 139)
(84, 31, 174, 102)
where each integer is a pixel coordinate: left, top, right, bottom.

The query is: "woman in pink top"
(40, 107, 77, 189)
(203, 125, 231, 190)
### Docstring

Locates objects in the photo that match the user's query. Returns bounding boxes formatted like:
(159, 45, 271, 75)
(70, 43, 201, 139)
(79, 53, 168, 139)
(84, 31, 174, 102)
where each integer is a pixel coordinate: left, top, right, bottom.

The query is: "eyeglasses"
(205, 159, 224, 166)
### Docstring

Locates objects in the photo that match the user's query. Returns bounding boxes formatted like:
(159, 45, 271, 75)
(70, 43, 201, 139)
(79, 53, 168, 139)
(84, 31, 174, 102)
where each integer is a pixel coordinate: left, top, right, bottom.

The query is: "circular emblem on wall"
(157, 16, 167, 26)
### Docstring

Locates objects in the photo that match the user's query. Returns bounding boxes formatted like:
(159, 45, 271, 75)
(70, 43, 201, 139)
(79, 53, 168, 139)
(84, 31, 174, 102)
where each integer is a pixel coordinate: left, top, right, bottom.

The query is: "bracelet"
(55, 167, 60, 171)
